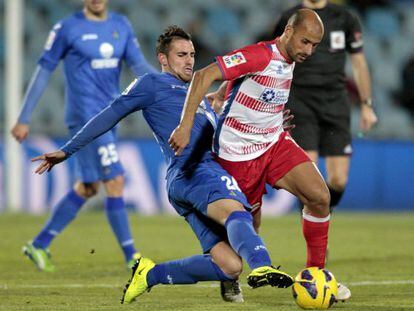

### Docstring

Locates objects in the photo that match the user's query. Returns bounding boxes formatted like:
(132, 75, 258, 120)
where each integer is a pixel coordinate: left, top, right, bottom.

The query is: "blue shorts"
(168, 159, 251, 253)
(69, 126, 125, 183)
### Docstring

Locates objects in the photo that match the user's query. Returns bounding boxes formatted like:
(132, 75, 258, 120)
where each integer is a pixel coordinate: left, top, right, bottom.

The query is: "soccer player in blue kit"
(32, 26, 294, 304)
(11, 0, 156, 271)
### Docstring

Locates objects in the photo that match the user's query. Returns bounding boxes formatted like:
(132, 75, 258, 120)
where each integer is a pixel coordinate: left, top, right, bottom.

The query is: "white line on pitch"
(1, 280, 414, 290)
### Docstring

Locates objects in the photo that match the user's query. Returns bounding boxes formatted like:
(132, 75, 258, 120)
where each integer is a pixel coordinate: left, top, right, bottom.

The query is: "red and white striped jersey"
(213, 40, 295, 161)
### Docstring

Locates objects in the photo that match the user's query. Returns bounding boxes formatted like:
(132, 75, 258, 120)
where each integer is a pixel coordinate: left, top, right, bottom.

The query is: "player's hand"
(359, 105, 378, 132)
(11, 123, 30, 143)
(168, 124, 191, 156)
(206, 91, 225, 114)
(282, 109, 295, 132)
(31, 150, 68, 174)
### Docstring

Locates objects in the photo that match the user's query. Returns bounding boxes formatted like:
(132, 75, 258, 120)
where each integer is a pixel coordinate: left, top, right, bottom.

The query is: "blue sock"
(225, 211, 271, 269)
(33, 190, 85, 249)
(146, 254, 233, 287)
(105, 197, 136, 261)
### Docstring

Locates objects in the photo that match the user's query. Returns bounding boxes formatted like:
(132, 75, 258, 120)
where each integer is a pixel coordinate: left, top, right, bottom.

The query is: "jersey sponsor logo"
(81, 33, 98, 41)
(259, 88, 288, 105)
(91, 43, 118, 69)
(330, 30, 345, 50)
(91, 58, 119, 69)
(122, 79, 138, 95)
(222, 52, 246, 68)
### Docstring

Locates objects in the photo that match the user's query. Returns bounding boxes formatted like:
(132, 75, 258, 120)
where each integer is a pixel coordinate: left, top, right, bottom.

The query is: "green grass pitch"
(1, 212, 414, 310)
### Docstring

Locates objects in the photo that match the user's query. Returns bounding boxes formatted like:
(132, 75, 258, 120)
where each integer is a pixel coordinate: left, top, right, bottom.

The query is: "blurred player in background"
(169, 9, 350, 302)
(11, 0, 156, 271)
(32, 26, 295, 304)
(273, 0, 377, 210)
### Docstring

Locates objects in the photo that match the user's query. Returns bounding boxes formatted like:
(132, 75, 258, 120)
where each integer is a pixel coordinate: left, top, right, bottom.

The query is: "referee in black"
(273, 0, 377, 210)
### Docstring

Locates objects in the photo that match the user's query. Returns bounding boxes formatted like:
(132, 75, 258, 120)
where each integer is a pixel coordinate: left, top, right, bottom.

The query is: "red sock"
(302, 212, 330, 268)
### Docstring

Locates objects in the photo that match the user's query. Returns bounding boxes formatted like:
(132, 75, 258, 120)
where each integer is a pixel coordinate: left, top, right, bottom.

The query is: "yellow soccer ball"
(292, 267, 338, 309)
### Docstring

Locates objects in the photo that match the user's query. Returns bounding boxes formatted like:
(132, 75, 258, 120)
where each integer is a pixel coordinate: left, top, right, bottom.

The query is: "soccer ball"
(292, 267, 338, 310)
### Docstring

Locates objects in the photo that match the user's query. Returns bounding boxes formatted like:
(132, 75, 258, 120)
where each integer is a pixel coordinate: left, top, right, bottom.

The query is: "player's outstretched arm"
(169, 63, 223, 155)
(32, 150, 67, 174)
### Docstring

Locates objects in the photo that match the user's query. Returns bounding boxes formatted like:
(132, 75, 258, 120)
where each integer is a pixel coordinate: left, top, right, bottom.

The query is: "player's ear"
(284, 24, 294, 40)
(157, 53, 168, 67)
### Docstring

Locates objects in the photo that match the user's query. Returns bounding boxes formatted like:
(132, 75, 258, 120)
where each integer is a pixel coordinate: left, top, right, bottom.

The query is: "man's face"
(84, 0, 108, 15)
(161, 39, 195, 82)
(285, 24, 323, 63)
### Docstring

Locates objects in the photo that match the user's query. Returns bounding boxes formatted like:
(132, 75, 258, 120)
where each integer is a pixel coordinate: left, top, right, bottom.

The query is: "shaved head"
(279, 9, 324, 63)
(287, 8, 324, 36)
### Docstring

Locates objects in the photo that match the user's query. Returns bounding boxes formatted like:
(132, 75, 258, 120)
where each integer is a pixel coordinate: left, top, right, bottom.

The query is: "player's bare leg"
(252, 208, 261, 233)
(210, 242, 244, 303)
(275, 161, 330, 268)
(325, 156, 350, 209)
(274, 162, 350, 301)
(74, 181, 100, 198)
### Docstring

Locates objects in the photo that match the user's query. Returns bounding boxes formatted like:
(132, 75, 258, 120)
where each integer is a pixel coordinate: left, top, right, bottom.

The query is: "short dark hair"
(156, 25, 192, 54)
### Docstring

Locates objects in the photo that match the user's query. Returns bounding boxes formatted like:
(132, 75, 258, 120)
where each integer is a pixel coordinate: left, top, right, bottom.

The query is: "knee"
(327, 174, 348, 191)
(74, 181, 99, 199)
(305, 186, 330, 217)
(104, 175, 124, 197)
(219, 257, 243, 279)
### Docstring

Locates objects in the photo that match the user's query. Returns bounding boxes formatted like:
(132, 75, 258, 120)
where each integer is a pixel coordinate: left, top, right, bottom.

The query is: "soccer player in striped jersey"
(11, 0, 156, 271)
(169, 9, 350, 302)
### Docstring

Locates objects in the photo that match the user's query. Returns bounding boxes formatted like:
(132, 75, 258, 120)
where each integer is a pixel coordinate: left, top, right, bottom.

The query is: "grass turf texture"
(1, 213, 413, 310)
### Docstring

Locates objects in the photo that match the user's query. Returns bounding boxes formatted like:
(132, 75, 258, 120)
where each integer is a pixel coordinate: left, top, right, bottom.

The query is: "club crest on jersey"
(223, 52, 246, 68)
(112, 30, 119, 39)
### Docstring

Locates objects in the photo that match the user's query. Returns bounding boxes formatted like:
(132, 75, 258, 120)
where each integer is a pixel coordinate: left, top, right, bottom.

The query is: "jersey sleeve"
(215, 44, 272, 81)
(38, 21, 69, 71)
(110, 74, 156, 116)
(345, 10, 364, 54)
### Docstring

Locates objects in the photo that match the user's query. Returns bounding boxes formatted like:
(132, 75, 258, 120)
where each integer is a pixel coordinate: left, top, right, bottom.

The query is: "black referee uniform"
(274, 3, 364, 156)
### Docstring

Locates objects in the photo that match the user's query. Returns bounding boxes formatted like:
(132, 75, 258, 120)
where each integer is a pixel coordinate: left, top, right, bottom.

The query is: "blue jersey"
(39, 11, 151, 127)
(62, 72, 218, 179)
